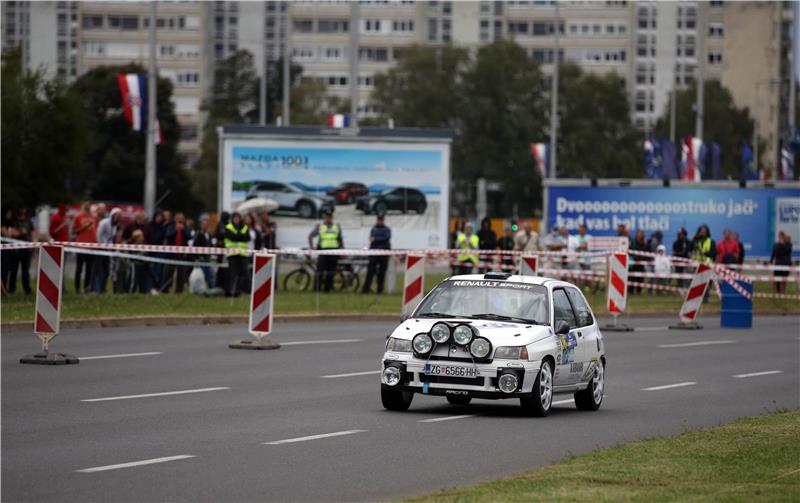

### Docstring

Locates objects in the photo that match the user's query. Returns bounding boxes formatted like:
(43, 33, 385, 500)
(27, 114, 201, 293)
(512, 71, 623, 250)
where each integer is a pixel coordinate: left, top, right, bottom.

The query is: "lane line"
(419, 415, 475, 423)
(80, 352, 163, 361)
(279, 338, 363, 346)
(263, 430, 366, 445)
(82, 387, 230, 402)
(733, 370, 783, 379)
(642, 382, 697, 391)
(657, 340, 735, 348)
(76, 455, 195, 473)
(633, 327, 670, 332)
(321, 370, 381, 379)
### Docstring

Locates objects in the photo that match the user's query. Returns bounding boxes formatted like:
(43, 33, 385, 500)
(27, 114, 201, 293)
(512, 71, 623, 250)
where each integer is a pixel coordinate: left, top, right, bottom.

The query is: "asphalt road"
(2, 315, 798, 502)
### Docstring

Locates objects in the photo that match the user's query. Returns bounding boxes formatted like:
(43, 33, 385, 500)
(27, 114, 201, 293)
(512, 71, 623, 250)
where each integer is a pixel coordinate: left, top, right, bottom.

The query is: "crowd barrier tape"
(628, 280, 686, 295)
(60, 246, 225, 269)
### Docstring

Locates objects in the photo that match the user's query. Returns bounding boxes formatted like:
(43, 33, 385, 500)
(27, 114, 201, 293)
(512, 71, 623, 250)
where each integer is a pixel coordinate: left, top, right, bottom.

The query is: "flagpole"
(144, 1, 157, 216)
(549, 1, 560, 181)
(282, 5, 291, 126)
(349, 1, 360, 130)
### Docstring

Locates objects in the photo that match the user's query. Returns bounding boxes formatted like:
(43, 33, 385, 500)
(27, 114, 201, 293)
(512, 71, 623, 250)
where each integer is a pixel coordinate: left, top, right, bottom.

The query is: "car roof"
(445, 274, 575, 288)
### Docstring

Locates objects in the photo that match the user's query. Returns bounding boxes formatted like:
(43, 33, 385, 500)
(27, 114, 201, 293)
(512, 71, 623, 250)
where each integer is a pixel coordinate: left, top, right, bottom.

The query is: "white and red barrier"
(677, 263, 715, 323)
(402, 254, 425, 316)
(606, 252, 629, 315)
(249, 254, 276, 336)
(34, 245, 63, 340)
(518, 254, 539, 276)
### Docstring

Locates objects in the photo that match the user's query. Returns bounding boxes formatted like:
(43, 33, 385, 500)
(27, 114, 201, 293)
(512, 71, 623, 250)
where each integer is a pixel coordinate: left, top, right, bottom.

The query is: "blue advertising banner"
(547, 186, 800, 258)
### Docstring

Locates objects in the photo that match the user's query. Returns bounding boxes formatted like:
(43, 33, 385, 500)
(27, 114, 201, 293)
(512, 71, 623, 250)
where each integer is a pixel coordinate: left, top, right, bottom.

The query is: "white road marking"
(82, 387, 230, 402)
(321, 370, 381, 379)
(419, 414, 475, 423)
(80, 352, 163, 361)
(657, 340, 735, 348)
(733, 370, 783, 379)
(642, 382, 697, 391)
(76, 455, 195, 473)
(634, 327, 670, 332)
(279, 338, 362, 346)
(263, 429, 366, 445)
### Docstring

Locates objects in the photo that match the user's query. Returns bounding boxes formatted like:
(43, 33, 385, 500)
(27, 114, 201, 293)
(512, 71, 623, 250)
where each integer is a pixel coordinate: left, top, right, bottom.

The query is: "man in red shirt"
(48, 203, 69, 243)
(72, 201, 97, 293)
(716, 228, 740, 265)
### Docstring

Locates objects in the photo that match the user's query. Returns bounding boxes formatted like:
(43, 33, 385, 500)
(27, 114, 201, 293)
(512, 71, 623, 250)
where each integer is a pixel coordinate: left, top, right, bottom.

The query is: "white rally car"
(380, 272, 606, 416)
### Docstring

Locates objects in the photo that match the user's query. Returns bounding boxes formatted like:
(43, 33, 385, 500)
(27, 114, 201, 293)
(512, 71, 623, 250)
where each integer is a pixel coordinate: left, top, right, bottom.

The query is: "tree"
(557, 63, 640, 178)
(1, 48, 87, 210)
(653, 80, 755, 179)
(70, 64, 200, 213)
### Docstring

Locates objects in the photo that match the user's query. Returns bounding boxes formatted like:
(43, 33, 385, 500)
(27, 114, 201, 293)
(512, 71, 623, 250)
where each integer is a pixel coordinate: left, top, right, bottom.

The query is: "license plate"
(424, 363, 478, 378)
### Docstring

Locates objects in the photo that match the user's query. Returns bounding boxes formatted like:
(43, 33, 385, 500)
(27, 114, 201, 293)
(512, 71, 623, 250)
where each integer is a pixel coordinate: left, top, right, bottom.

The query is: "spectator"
(10, 208, 34, 295)
(93, 208, 121, 293)
(215, 212, 230, 291)
(733, 232, 745, 264)
(259, 211, 277, 250)
(514, 221, 539, 252)
(716, 228, 740, 265)
(455, 222, 479, 275)
(672, 228, 692, 287)
(617, 223, 633, 248)
(244, 213, 263, 250)
(646, 231, 663, 293)
(308, 209, 343, 293)
(224, 212, 251, 297)
(191, 214, 215, 290)
(629, 229, 648, 295)
(147, 210, 167, 289)
(541, 226, 562, 271)
(162, 212, 191, 293)
(451, 218, 465, 249)
(48, 203, 69, 243)
(72, 201, 97, 293)
(362, 214, 391, 294)
(653, 244, 671, 294)
(477, 217, 497, 273)
(122, 211, 149, 243)
(770, 231, 792, 295)
(130, 230, 153, 294)
(691, 224, 716, 264)
(497, 225, 515, 272)
(1, 207, 19, 294)
(575, 225, 594, 291)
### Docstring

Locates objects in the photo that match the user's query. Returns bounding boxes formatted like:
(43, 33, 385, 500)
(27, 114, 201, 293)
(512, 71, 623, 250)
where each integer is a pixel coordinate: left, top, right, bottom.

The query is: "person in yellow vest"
(456, 222, 480, 275)
(224, 212, 250, 297)
(308, 208, 343, 293)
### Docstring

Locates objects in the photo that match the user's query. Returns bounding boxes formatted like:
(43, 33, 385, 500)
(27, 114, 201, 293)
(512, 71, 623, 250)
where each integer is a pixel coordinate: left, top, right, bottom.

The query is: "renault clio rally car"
(380, 272, 606, 416)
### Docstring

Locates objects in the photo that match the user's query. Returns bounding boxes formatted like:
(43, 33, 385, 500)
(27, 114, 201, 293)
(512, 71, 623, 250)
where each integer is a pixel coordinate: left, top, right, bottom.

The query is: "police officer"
(224, 212, 250, 297)
(308, 208, 343, 293)
(362, 214, 391, 294)
(456, 222, 479, 275)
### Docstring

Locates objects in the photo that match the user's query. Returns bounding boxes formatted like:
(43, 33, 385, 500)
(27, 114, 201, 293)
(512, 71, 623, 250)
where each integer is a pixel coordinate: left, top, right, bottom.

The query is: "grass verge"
(406, 410, 800, 503)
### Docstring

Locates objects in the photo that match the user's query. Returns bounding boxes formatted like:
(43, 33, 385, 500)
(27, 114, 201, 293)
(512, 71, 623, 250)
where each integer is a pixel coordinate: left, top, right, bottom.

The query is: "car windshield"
(414, 279, 549, 324)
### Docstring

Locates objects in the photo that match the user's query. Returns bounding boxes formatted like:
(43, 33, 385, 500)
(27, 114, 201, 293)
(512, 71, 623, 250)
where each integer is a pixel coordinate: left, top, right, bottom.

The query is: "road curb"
(0, 313, 401, 333)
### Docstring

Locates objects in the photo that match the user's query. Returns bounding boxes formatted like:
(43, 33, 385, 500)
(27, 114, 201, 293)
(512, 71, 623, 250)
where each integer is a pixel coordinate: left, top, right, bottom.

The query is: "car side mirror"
(555, 320, 570, 335)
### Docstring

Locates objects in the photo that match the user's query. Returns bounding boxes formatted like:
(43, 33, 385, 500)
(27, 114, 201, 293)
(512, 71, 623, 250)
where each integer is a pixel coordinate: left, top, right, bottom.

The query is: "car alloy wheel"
(538, 361, 553, 410)
(592, 361, 604, 405)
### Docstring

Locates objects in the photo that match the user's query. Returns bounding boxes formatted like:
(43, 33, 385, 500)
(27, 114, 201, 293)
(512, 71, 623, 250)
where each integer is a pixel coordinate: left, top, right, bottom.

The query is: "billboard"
(220, 132, 451, 250)
(546, 185, 800, 258)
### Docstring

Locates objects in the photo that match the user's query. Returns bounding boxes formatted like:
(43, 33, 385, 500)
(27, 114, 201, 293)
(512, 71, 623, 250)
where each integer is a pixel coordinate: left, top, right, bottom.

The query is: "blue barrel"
(720, 279, 753, 329)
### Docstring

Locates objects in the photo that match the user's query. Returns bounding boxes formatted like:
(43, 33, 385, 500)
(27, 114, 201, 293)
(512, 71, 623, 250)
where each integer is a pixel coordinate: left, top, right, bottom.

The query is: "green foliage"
(1, 48, 88, 209)
(654, 81, 755, 179)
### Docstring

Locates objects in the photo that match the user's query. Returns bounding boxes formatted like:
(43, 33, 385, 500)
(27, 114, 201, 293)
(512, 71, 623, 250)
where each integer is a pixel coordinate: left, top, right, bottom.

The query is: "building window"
(392, 20, 414, 32)
(159, 44, 175, 58)
(428, 18, 437, 41)
(708, 23, 724, 37)
(293, 19, 313, 33)
(480, 19, 489, 41)
(321, 47, 343, 60)
(176, 72, 200, 87)
(180, 125, 198, 141)
(108, 15, 138, 30)
(359, 47, 389, 62)
(508, 21, 529, 35)
(82, 15, 103, 29)
(364, 19, 382, 32)
(83, 41, 105, 57)
(442, 19, 451, 41)
(708, 50, 723, 64)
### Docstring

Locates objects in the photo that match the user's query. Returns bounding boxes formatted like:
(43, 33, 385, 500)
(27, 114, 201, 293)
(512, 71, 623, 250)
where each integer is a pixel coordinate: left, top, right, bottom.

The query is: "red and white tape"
(402, 254, 425, 316)
(249, 254, 276, 336)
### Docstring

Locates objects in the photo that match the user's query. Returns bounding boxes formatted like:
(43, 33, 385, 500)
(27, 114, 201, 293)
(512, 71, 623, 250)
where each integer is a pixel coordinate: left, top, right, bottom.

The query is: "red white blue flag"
(327, 114, 351, 128)
(530, 143, 549, 178)
(681, 136, 703, 182)
(117, 73, 162, 144)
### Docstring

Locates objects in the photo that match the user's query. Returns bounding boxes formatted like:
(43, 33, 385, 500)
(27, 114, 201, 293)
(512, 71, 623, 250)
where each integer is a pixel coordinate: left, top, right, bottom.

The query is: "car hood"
(390, 318, 552, 346)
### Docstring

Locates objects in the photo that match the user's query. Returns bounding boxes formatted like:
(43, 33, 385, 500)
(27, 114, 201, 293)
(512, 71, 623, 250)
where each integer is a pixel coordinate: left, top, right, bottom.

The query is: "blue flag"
(741, 142, 758, 180)
(644, 136, 662, 179)
(711, 142, 723, 180)
(661, 139, 677, 179)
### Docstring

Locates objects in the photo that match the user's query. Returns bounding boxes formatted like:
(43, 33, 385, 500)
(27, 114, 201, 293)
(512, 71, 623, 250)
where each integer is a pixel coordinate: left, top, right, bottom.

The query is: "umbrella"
(237, 197, 279, 214)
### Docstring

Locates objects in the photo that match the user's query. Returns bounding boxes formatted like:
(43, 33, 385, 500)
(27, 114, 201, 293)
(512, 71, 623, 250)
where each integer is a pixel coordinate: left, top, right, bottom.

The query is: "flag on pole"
(530, 143, 549, 178)
(644, 135, 662, 179)
(681, 136, 703, 181)
(327, 114, 351, 128)
(741, 141, 760, 180)
(781, 141, 795, 180)
(117, 73, 162, 144)
(662, 139, 678, 179)
(710, 142, 723, 180)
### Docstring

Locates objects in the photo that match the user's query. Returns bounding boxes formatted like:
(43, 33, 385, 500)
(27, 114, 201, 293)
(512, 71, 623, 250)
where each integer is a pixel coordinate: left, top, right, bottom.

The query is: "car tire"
(296, 200, 315, 219)
(446, 395, 472, 406)
(347, 195, 355, 204)
(520, 360, 553, 417)
(374, 201, 388, 215)
(416, 201, 427, 214)
(574, 359, 604, 411)
(381, 388, 413, 411)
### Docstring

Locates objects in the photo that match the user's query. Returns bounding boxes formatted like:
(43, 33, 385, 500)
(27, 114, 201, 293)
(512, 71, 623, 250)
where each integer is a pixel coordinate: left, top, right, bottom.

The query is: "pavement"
(2, 316, 798, 502)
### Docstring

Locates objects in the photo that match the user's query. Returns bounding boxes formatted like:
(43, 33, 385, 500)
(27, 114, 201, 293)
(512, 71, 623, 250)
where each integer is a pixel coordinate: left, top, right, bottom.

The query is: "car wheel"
(381, 388, 413, 411)
(347, 195, 355, 204)
(520, 360, 553, 417)
(374, 201, 388, 215)
(446, 395, 472, 406)
(297, 201, 315, 219)
(416, 201, 427, 214)
(574, 359, 604, 411)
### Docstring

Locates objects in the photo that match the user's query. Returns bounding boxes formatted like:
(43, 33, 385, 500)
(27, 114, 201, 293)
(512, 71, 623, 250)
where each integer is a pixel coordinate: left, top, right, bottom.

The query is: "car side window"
(565, 288, 594, 327)
(552, 289, 577, 328)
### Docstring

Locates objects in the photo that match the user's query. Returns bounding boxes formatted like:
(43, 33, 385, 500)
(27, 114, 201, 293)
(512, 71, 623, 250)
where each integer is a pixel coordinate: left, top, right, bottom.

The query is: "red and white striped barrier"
(678, 263, 715, 323)
(35, 245, 64, 341)
(402, 254, 425, 316)
(607, 252, 628, 315)
(518, 254, 539, 276)
(249, 254, 276, 336)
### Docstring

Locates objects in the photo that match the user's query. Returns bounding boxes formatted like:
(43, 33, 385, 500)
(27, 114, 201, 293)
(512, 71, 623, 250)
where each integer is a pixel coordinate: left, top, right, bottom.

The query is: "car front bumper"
(381, 354, 542, 399)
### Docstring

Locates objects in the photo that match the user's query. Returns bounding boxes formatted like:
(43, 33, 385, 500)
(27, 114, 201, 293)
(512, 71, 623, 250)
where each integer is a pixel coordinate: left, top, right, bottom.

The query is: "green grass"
(406, 410, 800, 503)
(1, 273, 796, 323)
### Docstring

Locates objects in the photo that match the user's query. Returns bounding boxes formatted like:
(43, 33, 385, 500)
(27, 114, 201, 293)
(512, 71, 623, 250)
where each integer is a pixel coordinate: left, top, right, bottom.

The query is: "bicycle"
(282, 252, 362, 292)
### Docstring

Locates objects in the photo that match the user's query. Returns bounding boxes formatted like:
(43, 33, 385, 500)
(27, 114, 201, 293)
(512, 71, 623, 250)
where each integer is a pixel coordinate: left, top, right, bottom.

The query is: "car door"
(565, 287, 602, 380)
(386, 189, 403, 210)
(551, 288, 582, 385)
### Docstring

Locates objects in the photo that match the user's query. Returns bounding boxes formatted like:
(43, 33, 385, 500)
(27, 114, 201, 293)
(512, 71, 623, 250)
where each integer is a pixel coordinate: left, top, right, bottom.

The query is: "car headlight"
(453, 325, 473, 345)
(498, 372, 519, 393)
(469, 337, 492, 358)
(385, 337, 412, 353)
(412, 333, 433, 354)
(430, 323, 450, 344)
(494, 346, 529, 360)
(382, 366, 401, 386)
